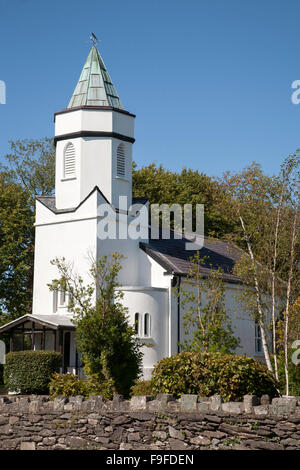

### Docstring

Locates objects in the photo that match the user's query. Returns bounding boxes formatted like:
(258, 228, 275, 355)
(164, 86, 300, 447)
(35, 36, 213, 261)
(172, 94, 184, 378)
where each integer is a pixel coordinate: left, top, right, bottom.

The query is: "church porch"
(0, 314, 80, 375)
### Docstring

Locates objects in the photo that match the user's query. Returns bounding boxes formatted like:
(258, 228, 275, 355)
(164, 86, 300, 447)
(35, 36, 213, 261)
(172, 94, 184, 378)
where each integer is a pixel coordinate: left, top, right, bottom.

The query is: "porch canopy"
(0, 314, 75, 354)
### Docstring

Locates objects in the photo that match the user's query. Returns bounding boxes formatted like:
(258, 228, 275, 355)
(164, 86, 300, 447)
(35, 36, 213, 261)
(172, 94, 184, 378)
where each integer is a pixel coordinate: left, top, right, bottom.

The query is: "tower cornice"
(54, 105, 136, 122)
(54, 130, 135, 146)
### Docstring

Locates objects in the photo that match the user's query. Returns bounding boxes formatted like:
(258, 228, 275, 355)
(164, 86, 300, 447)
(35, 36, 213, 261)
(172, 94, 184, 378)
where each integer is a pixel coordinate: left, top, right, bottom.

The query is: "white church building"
(0, 45, 263, 379)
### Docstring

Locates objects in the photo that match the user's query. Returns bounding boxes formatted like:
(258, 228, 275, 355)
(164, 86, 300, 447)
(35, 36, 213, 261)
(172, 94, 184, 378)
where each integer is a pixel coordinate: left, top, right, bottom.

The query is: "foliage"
(49, 372, 113, 400)
(0, 364, 3, 385)
(49, 253, 143, 398)
(130, 380, 154, 397)
(276, 350, 300, 396)
(221, 157, 300, 381)
(0, 174, 34, 318)
(4, 350, 61, 394)
(0, 138, 55, 320)
(132, 163, 238, 238)
(151, 352, 279, 401)
(1, 138, 55, 204)
(177, 252, 240, 353)
(276, 297, 300, 348)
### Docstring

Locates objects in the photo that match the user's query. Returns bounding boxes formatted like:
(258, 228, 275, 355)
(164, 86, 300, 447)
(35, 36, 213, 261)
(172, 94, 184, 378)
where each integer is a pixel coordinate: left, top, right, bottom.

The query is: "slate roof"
(140, 231, 243, 283)
(36, 191, 149, 215)
(36, 193, 242, 283)
(68, 46, 123, 109)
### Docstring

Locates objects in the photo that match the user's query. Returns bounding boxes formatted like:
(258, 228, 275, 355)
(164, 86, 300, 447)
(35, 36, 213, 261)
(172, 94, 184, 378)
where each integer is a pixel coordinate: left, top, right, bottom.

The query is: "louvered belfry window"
(64, 143, 76, 178)
(116, 143, 125, 178)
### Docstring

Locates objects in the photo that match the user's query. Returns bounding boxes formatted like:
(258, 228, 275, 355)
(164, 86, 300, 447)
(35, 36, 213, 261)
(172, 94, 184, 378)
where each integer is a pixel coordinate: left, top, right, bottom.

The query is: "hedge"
(151, 352, 279, 401)
(4, 350, 62, 394)
(49, 372, 113, 400)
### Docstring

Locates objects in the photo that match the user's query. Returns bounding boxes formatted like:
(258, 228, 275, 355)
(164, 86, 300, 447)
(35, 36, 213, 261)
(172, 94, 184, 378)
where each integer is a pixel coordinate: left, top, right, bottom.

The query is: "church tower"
(54, 45, 135, 210)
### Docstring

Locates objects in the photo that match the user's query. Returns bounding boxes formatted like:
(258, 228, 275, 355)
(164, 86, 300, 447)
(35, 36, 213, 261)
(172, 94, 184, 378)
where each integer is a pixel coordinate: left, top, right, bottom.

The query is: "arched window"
(144, 313, 151, 337)
(134, 313, 139, 336)
(64, 142, 76, 178)
(116, 143, 125, 178)
(255, 322, 262, 353)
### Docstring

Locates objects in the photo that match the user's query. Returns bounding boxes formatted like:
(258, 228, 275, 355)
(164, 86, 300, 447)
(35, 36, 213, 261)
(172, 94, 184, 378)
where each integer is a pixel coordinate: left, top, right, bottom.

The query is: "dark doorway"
(63, 332, 71, 372)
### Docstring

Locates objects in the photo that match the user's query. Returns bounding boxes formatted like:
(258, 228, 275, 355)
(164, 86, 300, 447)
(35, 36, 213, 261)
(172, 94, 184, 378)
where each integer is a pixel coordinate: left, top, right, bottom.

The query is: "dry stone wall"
(0, 394, 300, 450)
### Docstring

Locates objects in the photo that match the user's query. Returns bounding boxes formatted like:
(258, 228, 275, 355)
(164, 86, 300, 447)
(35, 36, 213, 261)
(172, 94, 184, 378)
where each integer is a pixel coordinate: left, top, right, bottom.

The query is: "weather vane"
(89, 32, 100, 47)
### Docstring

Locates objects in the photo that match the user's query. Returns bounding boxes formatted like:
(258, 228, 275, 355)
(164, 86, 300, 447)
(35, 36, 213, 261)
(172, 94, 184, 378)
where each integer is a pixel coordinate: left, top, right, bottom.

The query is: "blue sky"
(0, 0, 300, 178)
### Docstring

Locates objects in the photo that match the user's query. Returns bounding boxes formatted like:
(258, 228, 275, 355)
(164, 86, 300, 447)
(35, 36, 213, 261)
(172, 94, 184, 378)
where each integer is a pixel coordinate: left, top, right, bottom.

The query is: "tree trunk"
(239, 214, 273, 372)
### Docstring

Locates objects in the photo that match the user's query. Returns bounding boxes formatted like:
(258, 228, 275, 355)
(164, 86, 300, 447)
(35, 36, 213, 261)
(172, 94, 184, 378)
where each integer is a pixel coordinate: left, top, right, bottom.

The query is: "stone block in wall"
(130, 395, 153, 410)
(260, 394, 270, 405)
(68, 396, 84, 410)
(112, 394, 124, 411)
(147, 399, 163, 412)
(168, 425, 185, 440)
(180, 394, 198, 411)
(65, 436, 89, 449)
(20, 441, 36, 450)
(209, 395, 223, 412)
(197, 402, 210, 412)
(221, 402, 244, 414)
(152, 430, 167, 441)
(271, 397, 297, 416)
(53, 397, 68, 411)
(253, 405, 270, 416)
(81, 398, 96, 413)
(63, 403, 75, 411)
(16, 397, 29, 413)
(167, 401, 181, 412)
(0, 416, 8, 426)
(190, 435, 211, 446)
(119, 400, 130, 412)
(244, 395, 260, 413)
(156, 393, 175, 409)
(29, 400, 41, 414)
(0, 397, 10, 411)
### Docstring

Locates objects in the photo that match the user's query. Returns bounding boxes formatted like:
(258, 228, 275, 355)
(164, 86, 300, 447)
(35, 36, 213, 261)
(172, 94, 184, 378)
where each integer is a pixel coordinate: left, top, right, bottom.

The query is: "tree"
(220, 156, 300, 389)
(176, 252, 240, 353)
(132, 163, 239, 238)
(0, 173, 34, 319)
(0, 138, 55, 320)
(1, 138, 55, 204)
(49, 252, 143, 397)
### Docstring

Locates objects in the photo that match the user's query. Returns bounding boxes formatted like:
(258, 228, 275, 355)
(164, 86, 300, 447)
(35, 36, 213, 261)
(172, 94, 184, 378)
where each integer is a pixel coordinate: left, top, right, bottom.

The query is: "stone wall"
(0, 394, 300, 450)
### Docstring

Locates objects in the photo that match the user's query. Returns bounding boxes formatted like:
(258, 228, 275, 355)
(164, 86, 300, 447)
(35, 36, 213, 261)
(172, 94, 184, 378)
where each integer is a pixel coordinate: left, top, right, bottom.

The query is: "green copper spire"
(68, 46, 123, 109)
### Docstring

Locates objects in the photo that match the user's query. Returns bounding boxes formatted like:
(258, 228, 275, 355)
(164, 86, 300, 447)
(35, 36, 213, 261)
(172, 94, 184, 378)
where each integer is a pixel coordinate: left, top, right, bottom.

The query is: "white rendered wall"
(120, 287, 169, 380)
(32, 195, 99, 317)
(55, 109, 134, 210)
(178, 279, 262, 360)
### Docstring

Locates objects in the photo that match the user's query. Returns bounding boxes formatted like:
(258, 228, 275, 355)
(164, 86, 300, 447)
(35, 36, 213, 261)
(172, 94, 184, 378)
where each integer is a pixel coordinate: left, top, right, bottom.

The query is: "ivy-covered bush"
(4, 351, 61, 394)
(151, 352, 279, 401)
(49, 373, 113, 400)
(130, 380, 154, 397)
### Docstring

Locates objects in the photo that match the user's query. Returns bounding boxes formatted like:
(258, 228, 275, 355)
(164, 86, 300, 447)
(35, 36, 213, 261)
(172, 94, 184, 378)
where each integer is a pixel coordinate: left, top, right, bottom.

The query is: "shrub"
(0, 364, 3, 385)
(4, 350, 61, 394)
(277, 350, 300, 396)
(49, 373, 113, 400)
(130, 380, 154, 397)
(151, 352, 279, 401)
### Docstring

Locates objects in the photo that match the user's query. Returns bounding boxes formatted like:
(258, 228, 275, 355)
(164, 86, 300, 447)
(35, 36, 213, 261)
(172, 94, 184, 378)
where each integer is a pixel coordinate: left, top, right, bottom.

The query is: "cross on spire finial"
(89, 32, 100, 47)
